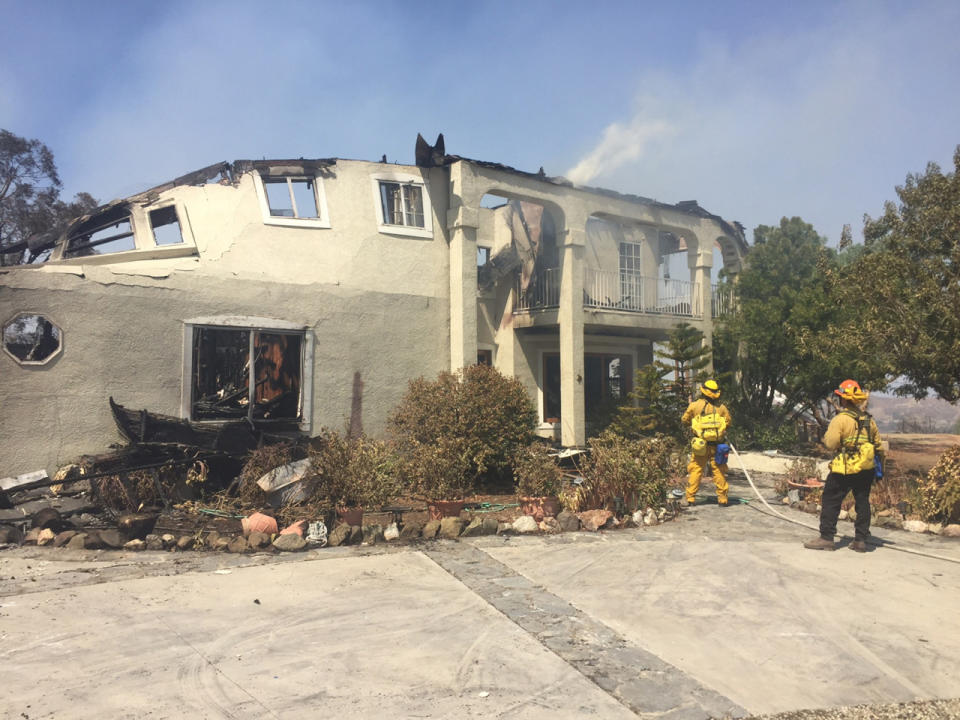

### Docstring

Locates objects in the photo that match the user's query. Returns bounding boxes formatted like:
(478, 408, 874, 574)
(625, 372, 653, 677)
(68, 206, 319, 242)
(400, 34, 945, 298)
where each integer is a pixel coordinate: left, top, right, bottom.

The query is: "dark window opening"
(2, 314, 61, 364)
(65, 209, 136, 258)
(543, 352, 632, 424)
(477, 349, 492, 366)
(264, 177, 319, 219)
(191, 327, 302, 421)
(150, 206, 184, 246)
(379, 181, 424, 227)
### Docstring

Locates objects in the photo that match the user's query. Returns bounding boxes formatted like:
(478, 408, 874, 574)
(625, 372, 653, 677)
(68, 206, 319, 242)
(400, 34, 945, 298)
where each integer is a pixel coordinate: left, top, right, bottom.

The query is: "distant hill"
(868, 394, 960, 433)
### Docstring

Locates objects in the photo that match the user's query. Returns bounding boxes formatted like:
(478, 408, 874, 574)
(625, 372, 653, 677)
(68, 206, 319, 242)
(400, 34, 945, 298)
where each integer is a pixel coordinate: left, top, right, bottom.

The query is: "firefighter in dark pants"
(804, 380, 883, 552)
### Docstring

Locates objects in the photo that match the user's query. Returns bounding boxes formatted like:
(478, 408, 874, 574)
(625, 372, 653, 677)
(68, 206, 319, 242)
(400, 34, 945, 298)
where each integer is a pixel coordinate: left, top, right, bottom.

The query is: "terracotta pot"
(519, 496, 561, 522)
(427, 500, 466, 521)
(241, 512, 278, 537)
(337, 506, 364, 527)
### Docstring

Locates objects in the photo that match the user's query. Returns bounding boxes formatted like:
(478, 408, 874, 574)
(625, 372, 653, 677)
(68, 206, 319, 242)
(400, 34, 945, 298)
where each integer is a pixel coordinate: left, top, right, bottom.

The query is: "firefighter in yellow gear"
(682, 379, 733, 506)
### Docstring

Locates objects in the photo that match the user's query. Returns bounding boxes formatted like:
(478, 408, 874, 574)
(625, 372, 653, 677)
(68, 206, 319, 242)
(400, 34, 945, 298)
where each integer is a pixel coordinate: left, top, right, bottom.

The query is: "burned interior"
(191, 327, 303, 422)
(64, 204, 135, 258)
(2, 313, 62, 365)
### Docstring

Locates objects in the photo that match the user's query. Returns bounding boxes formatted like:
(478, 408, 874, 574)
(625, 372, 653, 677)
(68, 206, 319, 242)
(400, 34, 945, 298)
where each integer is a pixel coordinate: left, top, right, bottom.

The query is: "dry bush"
(308, 429, 398, 508)
(913, 445, 960, 523)
(390, 364, 537, 493)
(92, 464, 183, 512)
(513, 443, 564, 498)
(870, 473, 913, 513)
(566, 432, 682, 513)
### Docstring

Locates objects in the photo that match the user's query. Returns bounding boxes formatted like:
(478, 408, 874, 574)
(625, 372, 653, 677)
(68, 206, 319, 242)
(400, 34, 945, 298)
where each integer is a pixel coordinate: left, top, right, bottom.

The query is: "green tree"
(838, 147, 960, 402)
(716, 217, 884, 435)
(0, 129, 97, 265)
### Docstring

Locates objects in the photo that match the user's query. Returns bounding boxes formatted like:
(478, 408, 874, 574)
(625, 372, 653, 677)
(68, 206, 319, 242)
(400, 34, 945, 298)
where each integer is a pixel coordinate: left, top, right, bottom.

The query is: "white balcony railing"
(515, 268, 718, 319)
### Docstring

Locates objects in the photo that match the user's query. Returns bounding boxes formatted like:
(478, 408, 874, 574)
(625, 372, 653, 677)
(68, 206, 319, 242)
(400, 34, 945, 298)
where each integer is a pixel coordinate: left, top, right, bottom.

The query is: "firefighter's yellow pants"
(686, 454, 729, 505)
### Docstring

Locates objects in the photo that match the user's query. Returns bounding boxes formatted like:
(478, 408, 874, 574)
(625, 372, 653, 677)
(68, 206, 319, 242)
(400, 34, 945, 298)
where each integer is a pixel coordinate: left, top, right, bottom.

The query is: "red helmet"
(834, 379, 868, 403)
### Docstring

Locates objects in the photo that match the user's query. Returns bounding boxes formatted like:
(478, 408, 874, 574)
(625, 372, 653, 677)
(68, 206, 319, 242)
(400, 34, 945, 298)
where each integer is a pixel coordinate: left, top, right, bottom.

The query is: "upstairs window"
(253, 172, 330, 229)
(65, 208, 135, 258)
(150, 206, 184, 246)
(264, 178, 320, 219)
(379, 181, 424, 228)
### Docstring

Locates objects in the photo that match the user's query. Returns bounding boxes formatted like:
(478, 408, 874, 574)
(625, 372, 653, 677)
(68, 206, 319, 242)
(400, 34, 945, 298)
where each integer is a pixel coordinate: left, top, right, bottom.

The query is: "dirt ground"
(884, 432, 960, 474)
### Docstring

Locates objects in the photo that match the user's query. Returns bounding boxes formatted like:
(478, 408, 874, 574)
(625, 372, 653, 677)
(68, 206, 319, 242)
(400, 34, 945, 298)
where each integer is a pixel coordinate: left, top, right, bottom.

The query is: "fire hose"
(729, 443, 960, 566)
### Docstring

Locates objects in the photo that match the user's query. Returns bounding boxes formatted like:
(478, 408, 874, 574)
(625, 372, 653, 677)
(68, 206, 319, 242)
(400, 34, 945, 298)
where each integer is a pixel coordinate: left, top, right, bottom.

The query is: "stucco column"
(448, 205, 479, 371)
(559, 226, 586, 447)
(641, 227, 659, 311)
(687, 232, 714, 365)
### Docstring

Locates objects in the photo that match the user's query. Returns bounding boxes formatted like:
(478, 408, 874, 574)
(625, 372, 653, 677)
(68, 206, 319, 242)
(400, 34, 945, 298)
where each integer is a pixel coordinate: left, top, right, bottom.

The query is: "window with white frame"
(619, 241, 643, 304)
(371, 172, 432, 238)
(254, 173, 330, 228)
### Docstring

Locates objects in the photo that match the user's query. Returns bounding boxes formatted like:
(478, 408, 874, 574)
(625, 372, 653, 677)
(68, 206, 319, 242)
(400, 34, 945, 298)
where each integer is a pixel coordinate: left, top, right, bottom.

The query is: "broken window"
(191, 327, 303, 421)
(65, 207, 136, 258)
(150, 206, 183, 246)
(263, 177, 320, 219)
(379, 181, 424, 228)
(2, 313, 62, 365)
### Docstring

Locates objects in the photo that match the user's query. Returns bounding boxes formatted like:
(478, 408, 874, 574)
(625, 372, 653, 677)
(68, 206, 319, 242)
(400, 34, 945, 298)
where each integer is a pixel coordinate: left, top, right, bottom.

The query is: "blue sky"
(2, 0, 959, 245)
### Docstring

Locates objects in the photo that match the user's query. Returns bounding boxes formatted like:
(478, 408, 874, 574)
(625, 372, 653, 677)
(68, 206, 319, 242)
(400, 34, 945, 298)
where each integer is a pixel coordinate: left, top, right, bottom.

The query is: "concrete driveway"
(2, 474, 958, 719)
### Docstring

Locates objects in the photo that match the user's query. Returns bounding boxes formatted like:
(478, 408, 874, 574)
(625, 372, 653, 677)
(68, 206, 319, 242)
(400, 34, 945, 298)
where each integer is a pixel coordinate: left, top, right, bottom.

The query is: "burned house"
(0, 135, 747, 476)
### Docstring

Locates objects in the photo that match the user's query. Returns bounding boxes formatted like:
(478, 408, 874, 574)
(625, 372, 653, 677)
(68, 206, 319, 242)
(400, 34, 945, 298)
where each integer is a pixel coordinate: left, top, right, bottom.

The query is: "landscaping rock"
(399, 521, 423, 541)
(161, 533, 176, 549)
(0, 525, 23, 544)
(439, 517, 464, 539)
(383, 522, 400, 541)
(460, 518, 485, 537)
(37, 528, 56, 546)
(226, 536, 248, 553)
(83, 531, 105, 549)
(512, 515, 539, 534)
(929, 524, 944, 535)
(631, 510, 645, 526)
(578, 509, 613, 532)
(781, 496, 791, 505)
(482, 517, 499, 535)
(904, 520, 929, 533)
(422, 520, 441, 540)
(123, 539, 146, 551)
(32, 507, 62, 530)
(643, 508, 658, 526)
(497, 521, 515, 535)
(362, 524, 385, 545)
(539, 517, 561, 534)
(23, 527, 41, 545)
(99, 529, 125, 549)
(348, 525, 363, 545)
(145, 534, 164, 551)
(53, 530, 77, 547)
(204, 531, 221, 548)
(875, 515, 903, 530)
(557, 510, 580, 532)
(942, 524, 960, 538)
(177, 535, 196, 551)
(66, 533, 88, 550)
(118, 513, 157, 540)
(327, 524, 352, 547)
(247, 531, 271, 550)
(272, 534, 307, 552)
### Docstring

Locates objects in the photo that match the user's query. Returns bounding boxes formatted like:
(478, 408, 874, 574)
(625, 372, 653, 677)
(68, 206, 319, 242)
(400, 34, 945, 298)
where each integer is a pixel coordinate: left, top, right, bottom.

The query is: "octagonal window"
(2, 314, 62, 365)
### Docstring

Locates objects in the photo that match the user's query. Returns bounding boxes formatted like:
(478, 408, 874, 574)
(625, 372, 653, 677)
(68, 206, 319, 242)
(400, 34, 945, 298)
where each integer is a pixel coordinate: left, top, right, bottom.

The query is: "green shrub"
(566, 431, 682, 513)
(913, 445, 960, 523)
(309, 429, 398, 509)
(513, 442, 564, 498)
(390, 364, 537, 494)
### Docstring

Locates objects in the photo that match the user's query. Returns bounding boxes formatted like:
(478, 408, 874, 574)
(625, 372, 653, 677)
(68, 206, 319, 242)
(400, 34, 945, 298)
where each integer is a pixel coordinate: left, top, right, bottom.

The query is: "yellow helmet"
(700, 379, 720, 400)
(834, 379, 868, 403)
